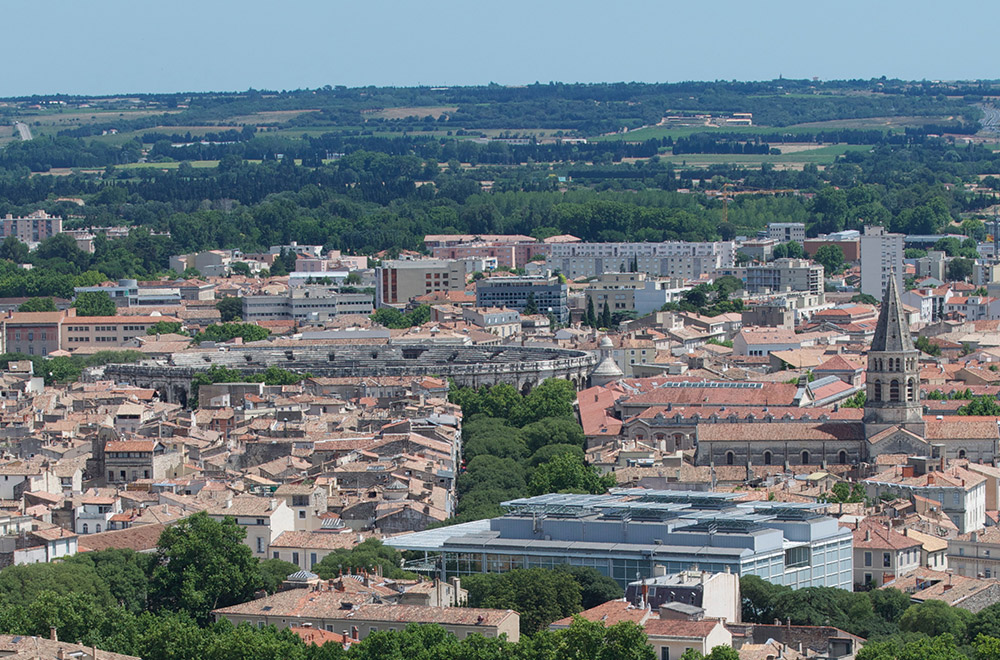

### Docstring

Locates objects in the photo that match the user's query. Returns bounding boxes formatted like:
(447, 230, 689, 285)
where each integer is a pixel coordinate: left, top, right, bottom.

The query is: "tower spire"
(870, 269, 913, 353)
(864, 270, 924, 437)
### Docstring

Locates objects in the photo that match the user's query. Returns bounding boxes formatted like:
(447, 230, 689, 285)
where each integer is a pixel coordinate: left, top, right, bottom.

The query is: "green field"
(114, 160, 222, 170)
(657, 144, 873, 168)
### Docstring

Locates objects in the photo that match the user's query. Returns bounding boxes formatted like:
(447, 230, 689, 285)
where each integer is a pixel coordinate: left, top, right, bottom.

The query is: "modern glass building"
(386, 490, 853, 589)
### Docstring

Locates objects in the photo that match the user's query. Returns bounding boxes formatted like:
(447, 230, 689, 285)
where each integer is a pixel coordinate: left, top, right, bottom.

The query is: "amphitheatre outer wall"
(102, 343, 598, 406)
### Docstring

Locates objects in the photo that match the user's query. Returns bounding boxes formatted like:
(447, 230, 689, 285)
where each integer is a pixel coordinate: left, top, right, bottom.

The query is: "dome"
(591, 355, 624, 378)
(600, 336, 614, 349)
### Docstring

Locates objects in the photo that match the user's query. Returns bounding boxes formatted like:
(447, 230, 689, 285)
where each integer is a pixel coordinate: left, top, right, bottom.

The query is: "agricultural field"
(370, 106, 457, 120)
(222, 109, 322, 125)
(657, 144, 873, 169)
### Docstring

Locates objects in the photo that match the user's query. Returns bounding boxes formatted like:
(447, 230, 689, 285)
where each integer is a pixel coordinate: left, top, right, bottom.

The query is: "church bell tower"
(863, 273, 925, 437)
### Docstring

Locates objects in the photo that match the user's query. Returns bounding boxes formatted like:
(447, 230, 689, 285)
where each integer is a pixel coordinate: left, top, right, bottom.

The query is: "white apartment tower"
(860, 226, 904, 298)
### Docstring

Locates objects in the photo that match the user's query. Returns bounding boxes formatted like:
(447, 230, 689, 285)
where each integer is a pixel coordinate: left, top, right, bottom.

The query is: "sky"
(5, 0, 999, 96)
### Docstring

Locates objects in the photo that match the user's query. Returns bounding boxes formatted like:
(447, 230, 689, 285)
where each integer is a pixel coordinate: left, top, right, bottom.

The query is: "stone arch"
(520, 381, 533, 396)
(173, 386, 188, 408)
(959, 449, 967, 459)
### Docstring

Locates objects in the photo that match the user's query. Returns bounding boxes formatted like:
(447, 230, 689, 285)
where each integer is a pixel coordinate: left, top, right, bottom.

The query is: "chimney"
(351, 625, 359, 641)
(50, 627, 57, 641)
(865, 530, 871, 542)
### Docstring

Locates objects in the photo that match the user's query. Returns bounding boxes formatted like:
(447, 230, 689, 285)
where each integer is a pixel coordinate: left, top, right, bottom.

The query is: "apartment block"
(0, 210, 63, 244)
(547, 241, 735, 279)
(431, 242, 548, 269)
(375, 260, 467, 308)
(860, 225, 904, 298)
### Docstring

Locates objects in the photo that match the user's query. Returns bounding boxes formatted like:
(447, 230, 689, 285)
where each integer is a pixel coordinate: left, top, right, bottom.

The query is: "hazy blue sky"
(6, 0, 997, 95)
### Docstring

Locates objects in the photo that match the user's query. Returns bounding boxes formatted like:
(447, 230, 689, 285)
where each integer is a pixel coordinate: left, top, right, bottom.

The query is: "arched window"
(874, 380, 882, 401)
(959, 449, 967, 459)
(906, 378, 915, 402)
(890, 379, 900, 402)
(82, 524, 88, 534)
(838, 450, 848, 464)
(726, 451, 735, 466)
(801, 450, 810, 465)
(764, 451, 772, 465)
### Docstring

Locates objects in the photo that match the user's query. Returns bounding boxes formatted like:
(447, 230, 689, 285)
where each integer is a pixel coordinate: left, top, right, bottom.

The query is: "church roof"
(870, 273, 915, 353)
(698, 421, 864, 442)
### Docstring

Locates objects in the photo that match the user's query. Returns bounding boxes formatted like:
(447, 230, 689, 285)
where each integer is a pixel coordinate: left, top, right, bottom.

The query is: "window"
(292, 552, 299, 565)
(864, 573, 872, 585)
(96, 524, 101, 533)
(82, 524, 88, 534)
(273, 551, 279, 559)
(764, 451, 772, 465)
(256, 537, 264, 553)
(662, 648, 670, 660)
(311, 553, 317, 567)
(864, 551, 872, 567)
(890, 379, 899, 402)
(874, 380, 882, 400)
(801, 450, 810, 465)
(883, 552, 891, 567)
(298, 510, 306, 519)
(839, 450, 848, 465)
(726, 451, 734, 466)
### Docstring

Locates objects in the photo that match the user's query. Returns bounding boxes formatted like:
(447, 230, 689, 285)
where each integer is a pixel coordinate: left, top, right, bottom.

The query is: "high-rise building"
(0, 210, 63, 244)
(860, 226, 903, 298)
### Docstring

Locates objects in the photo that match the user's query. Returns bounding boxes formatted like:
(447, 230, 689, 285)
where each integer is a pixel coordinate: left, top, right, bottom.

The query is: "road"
(977, 104, 1000, 135)
(13, 122, 31, 141)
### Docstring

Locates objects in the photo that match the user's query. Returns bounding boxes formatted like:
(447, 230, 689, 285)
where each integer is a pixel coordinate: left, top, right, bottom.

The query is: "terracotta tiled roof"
(213, 592, 516, 627)
(699, 422, 864, 443)
(550, 599, 649, 627)
(643, 619, 722, 639)
(269, 531, 368, 551)
(852, 519, 921, 551)
(77, 522, 167, 552)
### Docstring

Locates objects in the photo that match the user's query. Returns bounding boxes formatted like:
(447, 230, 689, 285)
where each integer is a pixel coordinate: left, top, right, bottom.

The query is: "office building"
(745, 259, 824, 297)
(475, 275, 569, 323)
(243, 289, 373, 322)
(767, 222, 806, 245)
(386, 490, 854, 590)
(860, 226, 904, 298)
